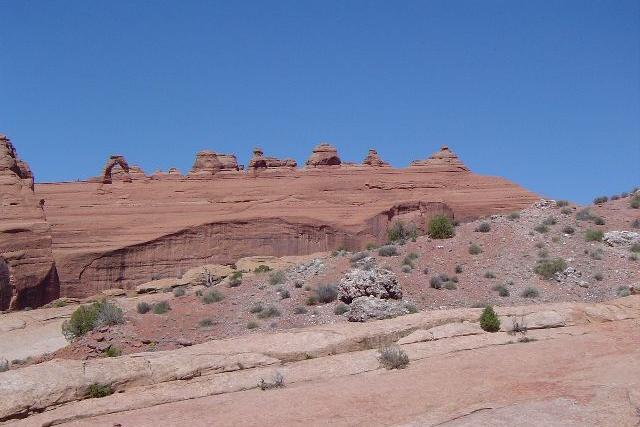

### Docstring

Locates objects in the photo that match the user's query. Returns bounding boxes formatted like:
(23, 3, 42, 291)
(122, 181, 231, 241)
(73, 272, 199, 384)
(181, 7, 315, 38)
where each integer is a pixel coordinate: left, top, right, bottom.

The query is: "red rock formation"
(362, 149, 389, 167)
(189, 150, 223, 176)
(0, 134, 59, 310)
(102, 155, 132, 184)
(305, 143, 341, 167)
(248, 148, 297, 170)
(217, 154, 242, 171)
(35, 147, 538, 297)
(410, 145, 469, 171)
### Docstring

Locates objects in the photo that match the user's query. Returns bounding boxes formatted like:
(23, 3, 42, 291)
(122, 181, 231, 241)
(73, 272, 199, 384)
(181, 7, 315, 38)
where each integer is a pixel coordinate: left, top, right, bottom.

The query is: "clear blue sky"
(1, 0, 638, 203)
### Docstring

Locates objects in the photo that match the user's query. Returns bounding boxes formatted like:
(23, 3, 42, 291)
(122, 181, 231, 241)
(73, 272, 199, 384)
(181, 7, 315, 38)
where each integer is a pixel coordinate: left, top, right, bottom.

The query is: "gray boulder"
(338, 266, 402, 303)
(347, 296, 414, 322)
(603, 231, 640, 247)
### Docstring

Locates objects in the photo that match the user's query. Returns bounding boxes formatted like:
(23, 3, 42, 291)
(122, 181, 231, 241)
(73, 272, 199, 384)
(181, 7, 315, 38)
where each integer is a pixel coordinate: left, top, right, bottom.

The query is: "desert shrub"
(378, 245, 398, 257)
(257, 305, 280, 319)
(202, 289, 224, 304)
(475, 222, 491, 233)
(443, 281, 457, 290)
(593, 196, 608, 205)
(227, 271, 242, 287)
(538, 249, 549, 258)
(366, 242, 378, 250)
(258, 372, 285, 390)
(451, 275, 459, 283)
(401, 264, 412, 273)
(454, 264, 463, 274)
(508, 211, 521, 220)
(617, 286, 631, 297)
(199, 318, 214, 327)
(334, 302, 349, 315)
(254, 264, 271, 273)
(136, 302, 151, 314)
(294, 306, 308, 314)
(402, 255, 416, 268)
(552, 236, 560, 243)
(535, 242, 545, 249)
(268, 270, 286, 286)
(534, 224, 549, 234)
(576, 208, 594, 221)
(0, 360, 8, 372)
(87, 383, 113, 399)
(378, 346, 409, 369)
(521, 287, 540, 298)
(277, 287, 290, 299)
(593, 272, 604, 281)
(492, 284, 510, 297)
(430, 275, 443, 289)
(593, 216, 605, 225)
(62, 301, 124, 341)
(590, 248, 604, 260)
(247, 321, 259, 329)
(387, 221, 418, 243)
(630, 243, 640, 253)
(631, 195, 640, 209)
(153, 301, 171, 314)
(173, 287, 186, 297)
(479, 306, 500, 332)
(562, 226, 575, 235)
(249, 302, 264, 314)
(556, 200, 569, 207)
(422, 266, 430, 275)
(561, 207, 572, 215)
(631, 253, 639, 261)
(585, 229, 604, 242)
(315, 284, 338, 303)
(534, 258, 567, 279)
(468, 243, 482, 255)
(350, 251, 369, 264)
(632, 219, 640, 229)
(427, 215, 454, 239)
(405, 303, 418, 313)
(102, 346, 121, 358)
(484, 271, 496, 279)
(542, 216, 557, 226)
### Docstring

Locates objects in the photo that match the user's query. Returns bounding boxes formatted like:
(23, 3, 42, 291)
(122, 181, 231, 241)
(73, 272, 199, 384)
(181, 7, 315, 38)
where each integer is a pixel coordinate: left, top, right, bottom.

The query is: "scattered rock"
(603, 231, 640, 247)
(338, 266, 402, 303)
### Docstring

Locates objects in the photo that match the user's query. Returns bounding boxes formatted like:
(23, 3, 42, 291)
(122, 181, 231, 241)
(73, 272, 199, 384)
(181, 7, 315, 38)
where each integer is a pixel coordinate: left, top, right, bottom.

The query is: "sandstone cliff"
(0, 134, 59, 310)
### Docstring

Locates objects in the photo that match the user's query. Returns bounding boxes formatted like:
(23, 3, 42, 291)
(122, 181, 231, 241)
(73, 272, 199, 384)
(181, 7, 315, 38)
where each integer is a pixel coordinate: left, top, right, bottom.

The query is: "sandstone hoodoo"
(410, 145, 469, 172)
(217, 154, 242, 171)
(0, 134, 59, 310)
(189, 150, 223, 176)
(305, 143, 341, 167)
(362, 149, 389, 167)
(248, 147, 297, 170)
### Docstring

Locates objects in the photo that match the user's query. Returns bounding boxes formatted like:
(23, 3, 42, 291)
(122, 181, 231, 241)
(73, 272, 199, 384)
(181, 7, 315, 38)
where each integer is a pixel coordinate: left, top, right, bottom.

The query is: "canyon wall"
(0, 135, 59, 310)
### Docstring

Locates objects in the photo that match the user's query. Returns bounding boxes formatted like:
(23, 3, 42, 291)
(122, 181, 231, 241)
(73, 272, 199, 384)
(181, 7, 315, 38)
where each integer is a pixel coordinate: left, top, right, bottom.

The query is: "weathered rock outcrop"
(347, 296, 414, 321)
(189, 150, 223, 176)
(362, 149, 389, 167)
(101, 155, 132, 184)
(338, 266, 402, 303)
(410, 145, 469, 171)
(217, 154, 242, 171)
(248, 148, 297, 170)
(603, 231, 640, 247)
(0, 134, 59, 310)
(305, 143, 341, 167)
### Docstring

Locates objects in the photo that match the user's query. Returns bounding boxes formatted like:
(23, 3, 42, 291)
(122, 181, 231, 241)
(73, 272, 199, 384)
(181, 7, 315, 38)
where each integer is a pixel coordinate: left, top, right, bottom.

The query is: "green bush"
(631, 195, 640, 209)
(585, 229, 604, 242)
(378, 346, 409, 369)
(521, 287, 540, 298)
(534, 224, 549, 234)
(387, 221, 417, 243)
(153, 301, 171, 314)
(315, 284, 338, 303)
(277, 287, 290, 299)
(479, 306, 500, 332)
(475, 222, 491, 232)
(102, 346, 121, 358)
(268, 270, 286, 286)
(136, 302, 150, 314)
(427, 215, 454, 239)
(202, 289, 224, 304)
(401, 264, 412, 273)
(492, 284, 510, 297)
(87, 383, 113, 399)
(468, 243, 483, 255)
(228, 271, 242, 287)
(257, 305, 280, 319)
(617, 286, 631, 297)
(172, 287, 186, 297)
(534, 258, 567, 279)
(378, 245, 398, 257)
(62, 301, 124, 341)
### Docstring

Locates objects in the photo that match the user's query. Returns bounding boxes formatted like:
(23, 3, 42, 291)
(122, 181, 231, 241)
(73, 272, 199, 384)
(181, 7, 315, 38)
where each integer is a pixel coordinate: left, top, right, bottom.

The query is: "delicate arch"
(102, 155, 132, 184)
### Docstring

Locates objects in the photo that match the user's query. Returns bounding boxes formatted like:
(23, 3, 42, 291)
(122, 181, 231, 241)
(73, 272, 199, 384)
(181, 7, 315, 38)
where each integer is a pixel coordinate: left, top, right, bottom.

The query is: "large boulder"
(305, 143, 341, 167)
(347, 296, 413, 322)
(338, 266, 402, 303)
(0, 134, 59, 310)
(603, 231, 640, 247)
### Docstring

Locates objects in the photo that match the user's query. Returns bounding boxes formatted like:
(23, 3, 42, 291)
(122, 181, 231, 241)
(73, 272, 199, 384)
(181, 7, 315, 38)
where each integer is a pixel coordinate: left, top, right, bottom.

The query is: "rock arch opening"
(102, 155, 132, 184)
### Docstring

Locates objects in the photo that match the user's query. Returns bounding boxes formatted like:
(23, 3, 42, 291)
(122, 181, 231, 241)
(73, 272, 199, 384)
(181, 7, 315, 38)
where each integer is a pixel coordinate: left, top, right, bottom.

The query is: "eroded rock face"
(410, 145, 469, 171)
(362, 149, 389, 167)
(189, 150, 223, 176)
(248, 148, 297, 170)
(305, 143, 341, 167)
(0, 134, 59, 310)
(338, 266, 402, 303)
(217, 154, 242, 171)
